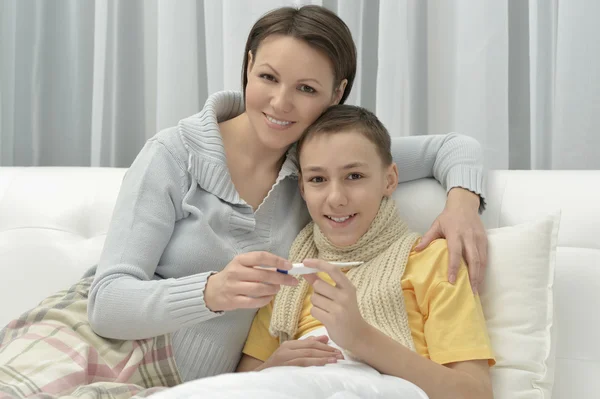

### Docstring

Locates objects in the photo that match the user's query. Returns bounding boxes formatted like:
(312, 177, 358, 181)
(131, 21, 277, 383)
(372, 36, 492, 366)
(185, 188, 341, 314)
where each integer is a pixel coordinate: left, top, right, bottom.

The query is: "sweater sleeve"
(88, 138, 221, 340)
(390, 133, 486, 211)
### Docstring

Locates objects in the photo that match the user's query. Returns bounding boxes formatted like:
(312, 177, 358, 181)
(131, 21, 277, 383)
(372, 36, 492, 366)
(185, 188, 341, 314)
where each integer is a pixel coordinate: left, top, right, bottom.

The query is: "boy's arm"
(237, 337, 343, 372)
(351, 325, 492, 399)
(236, 354, 264, 372)
(237, 303, 343, 373)
(303, 251, 494, 399)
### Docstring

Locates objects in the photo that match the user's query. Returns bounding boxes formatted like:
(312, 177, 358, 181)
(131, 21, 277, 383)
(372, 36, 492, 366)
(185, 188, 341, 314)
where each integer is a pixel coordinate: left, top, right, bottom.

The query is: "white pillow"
(481, 213, 561, 399)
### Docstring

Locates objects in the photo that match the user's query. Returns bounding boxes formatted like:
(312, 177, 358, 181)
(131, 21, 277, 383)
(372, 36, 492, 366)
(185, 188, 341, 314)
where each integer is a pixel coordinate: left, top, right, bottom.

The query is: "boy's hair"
(297, 105, 393, 166)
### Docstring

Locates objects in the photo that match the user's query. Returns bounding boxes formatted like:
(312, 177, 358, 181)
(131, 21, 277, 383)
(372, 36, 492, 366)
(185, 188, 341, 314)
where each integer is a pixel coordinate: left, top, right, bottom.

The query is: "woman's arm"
(390, 133, 485, 204)
(352, 325, 492, 399)
(88, 137, 220, 340)
(391, 133, 488, 291)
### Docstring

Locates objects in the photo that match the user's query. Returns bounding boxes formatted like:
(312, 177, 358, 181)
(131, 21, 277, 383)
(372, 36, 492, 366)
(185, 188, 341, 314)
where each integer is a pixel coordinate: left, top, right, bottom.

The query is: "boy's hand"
(302, 259, 370, 351)
(258, 335, 343, 370)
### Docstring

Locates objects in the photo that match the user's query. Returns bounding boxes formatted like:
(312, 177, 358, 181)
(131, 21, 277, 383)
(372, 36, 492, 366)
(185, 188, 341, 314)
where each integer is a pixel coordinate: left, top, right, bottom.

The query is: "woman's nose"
(270, 86, 293, 114)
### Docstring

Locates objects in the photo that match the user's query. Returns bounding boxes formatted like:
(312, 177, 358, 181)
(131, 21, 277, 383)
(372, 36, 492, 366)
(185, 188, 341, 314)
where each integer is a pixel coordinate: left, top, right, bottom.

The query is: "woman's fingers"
(446, 236, 463, 285)
(462, 234, 481, 294)
(237, 265, 299, 287)
(232, 294, 275, 309)
(414, 220, 442, 251)
(234, 281, 281, 298)
(238, 251, 292, 271)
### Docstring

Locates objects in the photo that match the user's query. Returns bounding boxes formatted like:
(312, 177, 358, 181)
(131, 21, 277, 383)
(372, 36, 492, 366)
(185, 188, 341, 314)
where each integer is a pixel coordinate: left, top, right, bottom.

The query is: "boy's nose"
(327, 185, 348, 208)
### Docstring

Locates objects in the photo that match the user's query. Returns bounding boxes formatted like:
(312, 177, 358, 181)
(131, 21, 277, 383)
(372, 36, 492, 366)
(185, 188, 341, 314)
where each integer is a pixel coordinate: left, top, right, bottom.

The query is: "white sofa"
(0, 167, 598, 398)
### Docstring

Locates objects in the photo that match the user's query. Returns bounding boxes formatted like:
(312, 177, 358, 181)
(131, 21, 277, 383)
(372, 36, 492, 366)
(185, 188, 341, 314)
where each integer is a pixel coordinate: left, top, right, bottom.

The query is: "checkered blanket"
(0, 277, 182, 398)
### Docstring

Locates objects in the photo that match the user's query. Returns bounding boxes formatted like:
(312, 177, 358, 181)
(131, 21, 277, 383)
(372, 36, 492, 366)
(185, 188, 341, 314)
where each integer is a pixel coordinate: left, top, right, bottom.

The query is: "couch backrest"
(1, 167, 599, 398)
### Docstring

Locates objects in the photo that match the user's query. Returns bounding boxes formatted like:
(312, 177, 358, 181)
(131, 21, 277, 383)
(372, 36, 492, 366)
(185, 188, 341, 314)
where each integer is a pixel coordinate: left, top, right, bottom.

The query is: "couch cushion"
(481, 214, 560, 399)
(0, 167, 127, 326)
(482, 171, 600, 399)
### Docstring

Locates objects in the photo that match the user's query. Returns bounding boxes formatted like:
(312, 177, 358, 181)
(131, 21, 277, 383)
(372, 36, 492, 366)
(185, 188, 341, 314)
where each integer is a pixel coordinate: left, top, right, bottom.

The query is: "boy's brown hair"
(297, 105, 393, 166)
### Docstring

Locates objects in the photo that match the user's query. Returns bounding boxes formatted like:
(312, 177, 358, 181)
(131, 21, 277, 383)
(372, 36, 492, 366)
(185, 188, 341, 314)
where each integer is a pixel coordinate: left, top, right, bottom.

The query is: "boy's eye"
(299, 85, 316, 94)
(309, 176, 324, 183)
(260, 74, 277, 82)
(348, 173, 362, 180)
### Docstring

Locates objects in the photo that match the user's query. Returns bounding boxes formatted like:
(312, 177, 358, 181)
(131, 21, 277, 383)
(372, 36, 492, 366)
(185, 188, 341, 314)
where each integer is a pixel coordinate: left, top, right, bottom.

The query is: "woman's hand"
(204, 251, 299, 312)
(415, 187, 488, 294)
(257, 335, 344, 370)
(302, 259, 369, 351)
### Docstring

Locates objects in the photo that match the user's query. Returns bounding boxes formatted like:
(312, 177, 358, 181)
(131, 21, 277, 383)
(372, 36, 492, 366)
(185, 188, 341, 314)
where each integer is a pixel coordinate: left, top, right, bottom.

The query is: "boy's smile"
(299, 131, 398, 247)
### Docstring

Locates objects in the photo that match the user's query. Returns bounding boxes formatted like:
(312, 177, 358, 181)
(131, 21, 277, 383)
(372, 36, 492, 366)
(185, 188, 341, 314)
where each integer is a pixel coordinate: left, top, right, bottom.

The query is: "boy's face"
(299, 131, 398, 247)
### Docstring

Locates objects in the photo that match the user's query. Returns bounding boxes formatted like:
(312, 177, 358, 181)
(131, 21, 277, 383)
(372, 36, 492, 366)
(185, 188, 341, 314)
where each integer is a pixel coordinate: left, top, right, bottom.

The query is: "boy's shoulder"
(405, 238, 465, 283)
(409, 237, 449, 257)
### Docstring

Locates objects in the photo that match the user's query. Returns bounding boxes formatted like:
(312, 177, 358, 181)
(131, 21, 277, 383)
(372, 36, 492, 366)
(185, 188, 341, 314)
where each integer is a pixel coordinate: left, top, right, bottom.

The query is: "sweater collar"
(178, 91, 299, 206)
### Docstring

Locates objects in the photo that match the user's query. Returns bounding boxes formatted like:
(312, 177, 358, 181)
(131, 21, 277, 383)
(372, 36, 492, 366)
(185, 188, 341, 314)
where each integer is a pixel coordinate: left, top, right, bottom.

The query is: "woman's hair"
(297, 105, 393, 166)
(242, 6, 357, 104)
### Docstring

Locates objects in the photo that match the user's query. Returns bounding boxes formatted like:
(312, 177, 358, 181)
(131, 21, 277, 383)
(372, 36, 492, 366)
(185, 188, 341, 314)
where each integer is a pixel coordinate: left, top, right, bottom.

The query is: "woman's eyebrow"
(259, 63, 323, 87)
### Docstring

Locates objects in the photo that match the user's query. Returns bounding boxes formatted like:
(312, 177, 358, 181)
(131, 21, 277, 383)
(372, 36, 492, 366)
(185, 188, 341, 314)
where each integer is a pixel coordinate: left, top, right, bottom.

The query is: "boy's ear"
(383, 163, 399, 197)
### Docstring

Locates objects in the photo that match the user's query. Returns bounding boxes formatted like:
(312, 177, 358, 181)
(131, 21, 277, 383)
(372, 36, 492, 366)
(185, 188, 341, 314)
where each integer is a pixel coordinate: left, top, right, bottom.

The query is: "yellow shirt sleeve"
(403, 239, 495, 366)
(242, 302, 280, 362)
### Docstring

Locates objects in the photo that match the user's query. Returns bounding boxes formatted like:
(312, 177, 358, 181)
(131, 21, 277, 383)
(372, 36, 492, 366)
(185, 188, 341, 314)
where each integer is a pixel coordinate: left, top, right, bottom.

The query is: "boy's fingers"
(302, 259, 349, 289)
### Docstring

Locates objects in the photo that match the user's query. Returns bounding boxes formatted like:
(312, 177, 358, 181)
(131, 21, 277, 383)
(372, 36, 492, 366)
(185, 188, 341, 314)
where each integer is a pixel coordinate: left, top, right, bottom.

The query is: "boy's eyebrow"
(302, 162, 368, 172)
(259, 63, 323, 87)
(341, 162, 368, 169)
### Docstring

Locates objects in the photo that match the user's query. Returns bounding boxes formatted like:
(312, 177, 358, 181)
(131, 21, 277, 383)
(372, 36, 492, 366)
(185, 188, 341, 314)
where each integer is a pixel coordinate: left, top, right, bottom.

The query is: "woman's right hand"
(257, 336, 344, 370)
(204, 251, 299, 312)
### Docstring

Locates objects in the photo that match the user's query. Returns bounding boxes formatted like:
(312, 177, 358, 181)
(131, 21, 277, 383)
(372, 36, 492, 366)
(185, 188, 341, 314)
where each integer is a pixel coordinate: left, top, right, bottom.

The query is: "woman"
(0, 5, 487, 398)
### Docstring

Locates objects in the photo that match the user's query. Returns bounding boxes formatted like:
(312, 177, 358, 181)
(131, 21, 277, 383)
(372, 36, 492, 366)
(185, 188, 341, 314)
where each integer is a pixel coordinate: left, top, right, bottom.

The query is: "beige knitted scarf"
(269, 196, 421, 351)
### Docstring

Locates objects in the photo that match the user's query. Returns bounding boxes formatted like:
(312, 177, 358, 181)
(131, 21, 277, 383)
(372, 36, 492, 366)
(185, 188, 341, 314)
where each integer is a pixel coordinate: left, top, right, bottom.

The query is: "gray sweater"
(88, 91, 485, 382)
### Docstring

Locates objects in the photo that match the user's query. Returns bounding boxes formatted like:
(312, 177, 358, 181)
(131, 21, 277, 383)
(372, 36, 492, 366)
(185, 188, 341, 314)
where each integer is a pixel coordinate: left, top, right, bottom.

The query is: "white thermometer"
(278, 261, 363, 275)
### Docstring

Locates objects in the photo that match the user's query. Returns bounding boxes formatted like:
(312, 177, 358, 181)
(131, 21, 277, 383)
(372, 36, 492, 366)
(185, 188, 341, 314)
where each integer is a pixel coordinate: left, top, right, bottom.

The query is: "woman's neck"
(220, 113, 288, 173)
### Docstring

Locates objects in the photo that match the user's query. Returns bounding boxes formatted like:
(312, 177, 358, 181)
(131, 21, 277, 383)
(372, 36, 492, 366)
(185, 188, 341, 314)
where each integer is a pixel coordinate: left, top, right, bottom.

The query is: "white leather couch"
(0, 167, 598, 398)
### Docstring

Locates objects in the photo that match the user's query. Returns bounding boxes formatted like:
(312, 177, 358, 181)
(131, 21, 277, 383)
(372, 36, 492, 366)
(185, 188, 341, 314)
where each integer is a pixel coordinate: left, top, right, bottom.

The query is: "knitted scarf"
(269, 196, 421, 351)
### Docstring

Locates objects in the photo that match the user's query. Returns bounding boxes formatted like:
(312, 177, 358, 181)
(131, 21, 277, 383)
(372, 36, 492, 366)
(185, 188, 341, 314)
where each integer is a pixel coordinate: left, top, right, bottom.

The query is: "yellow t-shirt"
(242, 239, 495, 366)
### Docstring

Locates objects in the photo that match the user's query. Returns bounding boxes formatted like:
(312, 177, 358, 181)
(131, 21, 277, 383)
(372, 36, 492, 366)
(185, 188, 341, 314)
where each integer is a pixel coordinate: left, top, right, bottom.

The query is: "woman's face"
(245, 35, 345, 152)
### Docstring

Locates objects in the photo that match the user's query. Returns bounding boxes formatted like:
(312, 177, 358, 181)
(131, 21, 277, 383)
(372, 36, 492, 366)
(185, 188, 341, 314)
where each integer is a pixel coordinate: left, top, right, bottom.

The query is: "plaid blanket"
(0, 277, 182, 398)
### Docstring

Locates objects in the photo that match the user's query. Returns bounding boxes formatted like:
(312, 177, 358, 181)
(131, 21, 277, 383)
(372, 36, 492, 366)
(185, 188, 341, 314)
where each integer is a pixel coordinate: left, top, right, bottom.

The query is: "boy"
(237, 105, 495, 399)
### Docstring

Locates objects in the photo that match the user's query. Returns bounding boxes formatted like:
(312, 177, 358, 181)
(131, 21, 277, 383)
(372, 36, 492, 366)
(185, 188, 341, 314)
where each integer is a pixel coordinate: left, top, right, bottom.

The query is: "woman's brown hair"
(242, 6, 357, 104)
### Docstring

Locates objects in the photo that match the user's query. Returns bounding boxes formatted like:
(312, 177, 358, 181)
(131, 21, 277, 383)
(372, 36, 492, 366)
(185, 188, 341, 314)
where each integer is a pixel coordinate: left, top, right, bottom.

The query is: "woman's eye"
(260, 74, 276, 82)
(348, 173, 362, 180)
(299, 85, 316, 94)
(309, 176, 324, 183)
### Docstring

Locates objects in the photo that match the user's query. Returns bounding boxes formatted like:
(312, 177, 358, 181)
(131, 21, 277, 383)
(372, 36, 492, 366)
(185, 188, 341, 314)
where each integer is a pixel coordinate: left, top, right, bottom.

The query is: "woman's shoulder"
(177, 91, 244, 161)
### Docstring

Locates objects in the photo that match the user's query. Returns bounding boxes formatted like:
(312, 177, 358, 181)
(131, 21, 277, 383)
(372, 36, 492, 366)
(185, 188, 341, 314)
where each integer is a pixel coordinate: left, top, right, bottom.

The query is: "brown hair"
(298, 105, 393, 166)
(242, 6, 356, 104)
